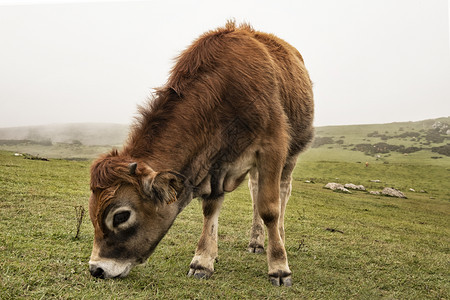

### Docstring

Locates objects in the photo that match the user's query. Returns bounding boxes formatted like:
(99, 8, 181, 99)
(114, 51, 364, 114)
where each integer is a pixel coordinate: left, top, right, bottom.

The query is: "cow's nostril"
(90, 267, 105, 279)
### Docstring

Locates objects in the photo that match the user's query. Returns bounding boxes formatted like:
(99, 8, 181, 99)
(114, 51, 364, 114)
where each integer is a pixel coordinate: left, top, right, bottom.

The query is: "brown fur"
(89, 21, 314, 285)
(91, 21, 313, 193)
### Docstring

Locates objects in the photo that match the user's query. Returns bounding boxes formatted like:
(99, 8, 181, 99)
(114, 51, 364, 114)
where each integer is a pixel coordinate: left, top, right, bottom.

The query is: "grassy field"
(0, 120, 449, 299)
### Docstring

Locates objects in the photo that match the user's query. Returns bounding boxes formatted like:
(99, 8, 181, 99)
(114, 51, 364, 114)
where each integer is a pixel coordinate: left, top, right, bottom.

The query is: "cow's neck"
(121, 88, 212, 209)
(123, 89, 193, 167)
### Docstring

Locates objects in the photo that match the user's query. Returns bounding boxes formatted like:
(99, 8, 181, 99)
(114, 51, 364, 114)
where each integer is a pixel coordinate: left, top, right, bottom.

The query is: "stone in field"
(344, 183, 366, 191)
(382, 187, 407, 198)
(324, 183, 351, 193)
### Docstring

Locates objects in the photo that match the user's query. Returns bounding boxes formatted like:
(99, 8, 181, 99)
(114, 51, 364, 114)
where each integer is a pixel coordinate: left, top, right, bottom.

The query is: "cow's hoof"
(187, 266, 213, 279)
(247, 244, 264, 254)
(269, 271, 292, 287)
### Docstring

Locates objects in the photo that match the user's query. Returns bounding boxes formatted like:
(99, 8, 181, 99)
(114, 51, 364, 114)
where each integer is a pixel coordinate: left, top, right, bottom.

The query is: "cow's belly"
(195, 150, 256, 199)
(222, 160, 253, 192)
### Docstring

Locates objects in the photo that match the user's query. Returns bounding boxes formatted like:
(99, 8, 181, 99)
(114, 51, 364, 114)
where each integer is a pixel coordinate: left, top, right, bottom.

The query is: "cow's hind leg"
(257, 151, 292, 286)
(279, 155, 298, 243)
(188, 195, 224, 279)
(247, 167, 265, 253)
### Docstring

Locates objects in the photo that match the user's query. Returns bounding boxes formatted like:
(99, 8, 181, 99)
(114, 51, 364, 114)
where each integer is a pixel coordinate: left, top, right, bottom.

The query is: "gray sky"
(0, 0, 449, 128)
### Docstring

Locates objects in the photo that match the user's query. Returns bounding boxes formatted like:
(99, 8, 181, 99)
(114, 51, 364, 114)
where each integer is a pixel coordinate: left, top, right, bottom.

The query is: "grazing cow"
(88, 21, 314, 286)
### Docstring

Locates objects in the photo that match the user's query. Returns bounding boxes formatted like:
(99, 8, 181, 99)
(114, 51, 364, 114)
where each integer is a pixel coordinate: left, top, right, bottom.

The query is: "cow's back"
(250, 31, 314, 155)
(129, 21, 314, 181)
(184, 24, 315, 157)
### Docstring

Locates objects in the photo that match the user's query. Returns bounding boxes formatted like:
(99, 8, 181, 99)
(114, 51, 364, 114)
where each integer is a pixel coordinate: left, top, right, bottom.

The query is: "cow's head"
(88, 151, 185, 279)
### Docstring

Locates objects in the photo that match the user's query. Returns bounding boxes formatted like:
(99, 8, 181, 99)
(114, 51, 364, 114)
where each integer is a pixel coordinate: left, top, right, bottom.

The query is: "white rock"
(370, 180, 381, 183)
(369, 191, 381, 195)
(325, 182, 343, 190)
(382, 187, 407, 199)
(334, 186, 351, 193)
(324, 183, 351, 193)
(344, 183, 366, 191)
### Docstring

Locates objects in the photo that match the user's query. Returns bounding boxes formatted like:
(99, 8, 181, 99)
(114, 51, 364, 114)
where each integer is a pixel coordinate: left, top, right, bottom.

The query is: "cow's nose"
(90, 266, 105, 279)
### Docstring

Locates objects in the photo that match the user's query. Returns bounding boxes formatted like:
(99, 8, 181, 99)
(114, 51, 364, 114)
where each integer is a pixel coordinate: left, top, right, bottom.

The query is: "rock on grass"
(344, 183, 366, 191)
(381, 187, 407, 198)
(324, 183, 351, 193)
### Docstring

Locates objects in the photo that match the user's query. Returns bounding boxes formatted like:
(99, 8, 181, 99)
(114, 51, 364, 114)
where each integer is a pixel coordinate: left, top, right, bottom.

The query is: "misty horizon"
(1, 115, 449, 130)
(0, 0, 449, 128)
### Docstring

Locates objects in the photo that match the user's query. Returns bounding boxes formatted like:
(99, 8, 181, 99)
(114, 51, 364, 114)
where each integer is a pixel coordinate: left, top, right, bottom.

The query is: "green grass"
(0, 145, 449, 299)
(303, 146, 450, 167)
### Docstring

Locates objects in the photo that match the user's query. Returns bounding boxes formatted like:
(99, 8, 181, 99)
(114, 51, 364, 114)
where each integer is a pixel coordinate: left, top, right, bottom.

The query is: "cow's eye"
(113, 211, 131, 227)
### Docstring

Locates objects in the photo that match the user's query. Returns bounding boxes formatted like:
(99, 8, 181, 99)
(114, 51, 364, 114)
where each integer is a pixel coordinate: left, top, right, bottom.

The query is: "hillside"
(315, 117, 449, 144)
(0, 123, 128, 146)
(0, 117, 448, 161)
(305, 117, 450, 166)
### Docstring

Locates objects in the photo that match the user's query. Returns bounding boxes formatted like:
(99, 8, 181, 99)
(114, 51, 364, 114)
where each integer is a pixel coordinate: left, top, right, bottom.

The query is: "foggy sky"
(0, 0, 449, 128)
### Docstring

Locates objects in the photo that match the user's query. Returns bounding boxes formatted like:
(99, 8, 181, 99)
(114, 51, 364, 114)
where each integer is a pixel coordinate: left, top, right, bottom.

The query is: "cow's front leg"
(188, 195, 224, 279)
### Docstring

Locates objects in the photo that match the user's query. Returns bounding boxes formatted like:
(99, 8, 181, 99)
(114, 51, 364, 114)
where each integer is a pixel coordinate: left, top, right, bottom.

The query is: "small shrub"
(367, 131, 379, 137)
(23, 153, 49, 161)
(352, 144, 373, 154)
(426, 129, 445, 143)
(396, 132, 420, 138)
(398, 147, 422, 154)
(312, 136, 334, 148)
(431, 144, 450, 156)
(74, 206, 85, 239)
(352, 143, 410, 155)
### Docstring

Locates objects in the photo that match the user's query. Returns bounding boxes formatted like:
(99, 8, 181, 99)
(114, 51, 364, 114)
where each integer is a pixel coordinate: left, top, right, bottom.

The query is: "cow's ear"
(129, 162, 138, 175)
(168, 86, 182, 98)
(142, 171, 185, 204)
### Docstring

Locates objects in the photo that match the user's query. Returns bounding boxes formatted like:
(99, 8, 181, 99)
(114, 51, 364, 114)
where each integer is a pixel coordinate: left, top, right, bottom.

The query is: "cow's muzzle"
(88, 259, 133, 279)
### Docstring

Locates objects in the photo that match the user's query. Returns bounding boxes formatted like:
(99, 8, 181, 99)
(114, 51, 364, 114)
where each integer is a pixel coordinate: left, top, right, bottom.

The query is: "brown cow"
(88, 21, 314, 286)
